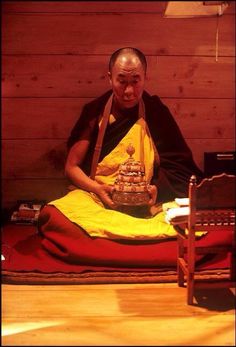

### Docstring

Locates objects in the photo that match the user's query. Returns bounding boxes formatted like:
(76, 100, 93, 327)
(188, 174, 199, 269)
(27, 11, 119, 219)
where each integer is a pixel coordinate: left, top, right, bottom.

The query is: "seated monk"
(39, 47, 204, 242)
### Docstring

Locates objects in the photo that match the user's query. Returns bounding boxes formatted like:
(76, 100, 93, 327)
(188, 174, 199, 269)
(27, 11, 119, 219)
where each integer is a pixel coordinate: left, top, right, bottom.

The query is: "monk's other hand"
(95, 184, 117, 209)
(147, 185, 157, 206)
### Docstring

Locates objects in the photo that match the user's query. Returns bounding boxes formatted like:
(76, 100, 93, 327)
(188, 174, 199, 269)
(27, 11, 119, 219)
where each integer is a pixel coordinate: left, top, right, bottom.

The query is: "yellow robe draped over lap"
(49, 113, 178, 240)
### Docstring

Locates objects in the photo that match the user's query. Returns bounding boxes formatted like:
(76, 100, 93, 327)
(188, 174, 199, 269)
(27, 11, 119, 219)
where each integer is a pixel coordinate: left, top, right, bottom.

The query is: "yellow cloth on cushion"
(49, 117, 176, 240)
(50, 189, 177, 240)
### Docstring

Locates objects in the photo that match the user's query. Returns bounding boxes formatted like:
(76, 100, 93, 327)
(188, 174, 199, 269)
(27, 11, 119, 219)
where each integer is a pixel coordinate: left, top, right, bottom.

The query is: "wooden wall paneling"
(165, 98, 235, 139)
(2, 13, 235, 56)
(1, 98, 91, 139)
(2, 1, 235, 14)
(2, 56, 235, 98)
(2, 98, 235, 140)
(2, 139, 67, 179)
(2, 178, 69, 208)
(150, 56, 235, 99)
(2, 1, 167, 14)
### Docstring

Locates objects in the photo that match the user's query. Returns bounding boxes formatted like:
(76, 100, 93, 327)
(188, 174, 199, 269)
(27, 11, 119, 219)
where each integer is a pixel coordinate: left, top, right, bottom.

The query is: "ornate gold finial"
(126, 143, 135, 158)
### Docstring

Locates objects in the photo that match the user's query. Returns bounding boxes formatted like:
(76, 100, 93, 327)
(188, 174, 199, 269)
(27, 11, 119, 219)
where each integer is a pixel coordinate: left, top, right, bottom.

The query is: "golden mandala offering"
(112, 144, 150, 206)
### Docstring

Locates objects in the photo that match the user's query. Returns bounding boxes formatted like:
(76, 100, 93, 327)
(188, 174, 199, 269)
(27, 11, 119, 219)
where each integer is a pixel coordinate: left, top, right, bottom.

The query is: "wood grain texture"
(166, 98, 235, 139)
(2, 179, 69, 207)
(2, 139, 67, 179)
(2, 98, 85, 139)
(2, 13, 235, 56)
(2, 0, 235, 14)
(2, 56, 235, 98)
(2, 284, 235, 346)
(1, 1, 167, 13)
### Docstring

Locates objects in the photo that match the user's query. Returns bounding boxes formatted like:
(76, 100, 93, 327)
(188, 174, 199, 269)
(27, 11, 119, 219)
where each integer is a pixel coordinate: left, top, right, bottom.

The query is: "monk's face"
(108, 53, 146, 109)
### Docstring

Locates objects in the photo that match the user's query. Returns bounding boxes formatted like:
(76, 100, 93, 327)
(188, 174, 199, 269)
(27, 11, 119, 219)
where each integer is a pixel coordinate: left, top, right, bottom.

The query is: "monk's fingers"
(147, 185, 157, 204)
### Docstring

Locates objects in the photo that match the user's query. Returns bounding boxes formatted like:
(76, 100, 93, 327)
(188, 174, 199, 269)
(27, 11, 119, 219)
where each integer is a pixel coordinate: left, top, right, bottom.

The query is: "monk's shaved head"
(109, 47, 147, 74)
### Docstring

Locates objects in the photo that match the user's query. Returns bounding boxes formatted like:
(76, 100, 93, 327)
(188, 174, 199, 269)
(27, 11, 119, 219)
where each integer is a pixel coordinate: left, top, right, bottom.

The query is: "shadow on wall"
(42, 144, 67, 172)
(41, 144, 67, 176)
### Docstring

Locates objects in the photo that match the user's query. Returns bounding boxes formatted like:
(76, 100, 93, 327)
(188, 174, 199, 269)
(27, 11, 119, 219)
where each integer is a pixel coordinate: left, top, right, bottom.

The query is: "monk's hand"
(147, 185, 157, 206)
(95, 183, 117, 209)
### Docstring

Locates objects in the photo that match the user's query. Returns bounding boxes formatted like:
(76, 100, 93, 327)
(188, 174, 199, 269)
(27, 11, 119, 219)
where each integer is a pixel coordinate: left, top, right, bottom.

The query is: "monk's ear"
(107, 71, 112, 86)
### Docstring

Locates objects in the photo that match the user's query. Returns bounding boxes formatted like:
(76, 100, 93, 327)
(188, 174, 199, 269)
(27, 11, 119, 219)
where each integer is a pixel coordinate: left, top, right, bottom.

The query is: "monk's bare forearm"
(65, 165, 100, 194)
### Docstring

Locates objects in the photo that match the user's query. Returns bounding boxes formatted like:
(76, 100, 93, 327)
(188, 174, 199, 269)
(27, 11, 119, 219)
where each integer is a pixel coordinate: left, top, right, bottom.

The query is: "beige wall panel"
(2, 98, 235, 139)
(2, 13, 235, 56)
(2, 178, 69, 208)
(2, 56, 235, 98)
(2, 138, 235, 180)
(2, 1, 167, 13)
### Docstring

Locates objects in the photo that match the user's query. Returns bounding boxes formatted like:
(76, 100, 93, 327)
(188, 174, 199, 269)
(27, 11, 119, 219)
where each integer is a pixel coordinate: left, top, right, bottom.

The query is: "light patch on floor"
(2, 320, 66, 336)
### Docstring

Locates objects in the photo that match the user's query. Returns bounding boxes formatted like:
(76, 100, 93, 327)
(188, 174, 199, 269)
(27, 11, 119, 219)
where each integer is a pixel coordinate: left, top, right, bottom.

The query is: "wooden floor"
(2, 283, 235, 346)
